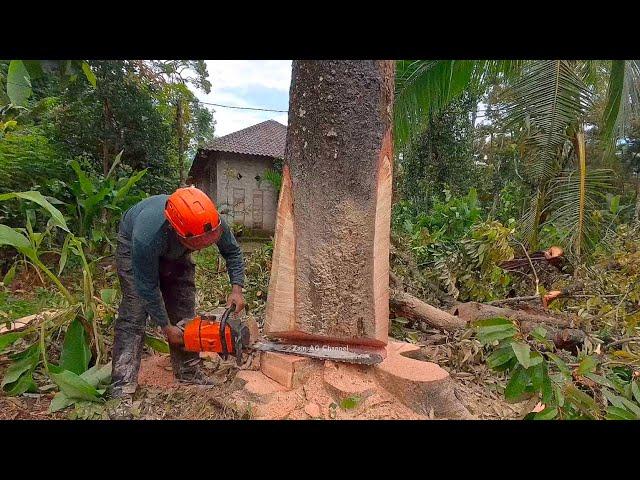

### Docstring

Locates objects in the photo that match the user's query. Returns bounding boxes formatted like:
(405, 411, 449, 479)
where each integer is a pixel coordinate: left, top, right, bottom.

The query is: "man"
(111, 186, 245, 398)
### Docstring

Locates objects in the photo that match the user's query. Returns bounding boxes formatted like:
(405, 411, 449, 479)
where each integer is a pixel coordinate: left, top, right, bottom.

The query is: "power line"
(197, 100, 288, 113)
(4, 79, 289, 113)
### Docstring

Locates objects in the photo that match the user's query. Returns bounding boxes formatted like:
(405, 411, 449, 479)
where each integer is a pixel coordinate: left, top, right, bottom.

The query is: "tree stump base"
(227, 341, 473, 419)
(373, 340, 473, 419)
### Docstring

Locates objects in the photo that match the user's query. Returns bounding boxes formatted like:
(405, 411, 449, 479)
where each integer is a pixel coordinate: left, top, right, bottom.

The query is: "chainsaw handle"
(219, 305, 235, 360)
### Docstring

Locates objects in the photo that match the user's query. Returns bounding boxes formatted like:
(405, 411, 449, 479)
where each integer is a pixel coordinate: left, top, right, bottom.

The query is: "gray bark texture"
(284, 60, 394, 341)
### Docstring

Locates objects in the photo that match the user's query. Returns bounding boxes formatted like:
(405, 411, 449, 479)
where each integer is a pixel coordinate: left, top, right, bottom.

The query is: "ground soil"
(0, 338, 522, 420)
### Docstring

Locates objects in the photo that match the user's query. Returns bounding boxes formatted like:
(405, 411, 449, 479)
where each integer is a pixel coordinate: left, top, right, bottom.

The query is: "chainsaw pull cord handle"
(234, 313, 244, 366)
(219, 306, 234, 360)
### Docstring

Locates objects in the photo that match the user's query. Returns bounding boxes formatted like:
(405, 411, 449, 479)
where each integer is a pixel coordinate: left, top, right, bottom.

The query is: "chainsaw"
(177, 306, 383, 366)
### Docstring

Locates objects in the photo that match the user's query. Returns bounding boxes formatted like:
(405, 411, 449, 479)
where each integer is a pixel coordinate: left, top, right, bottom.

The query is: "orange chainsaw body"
(183, 316, 234, 353)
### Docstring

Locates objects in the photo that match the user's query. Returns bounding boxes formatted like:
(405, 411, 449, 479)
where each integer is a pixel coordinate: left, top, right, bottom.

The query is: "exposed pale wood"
(260, 351, 315, 389)
(264, 165, 296, 334)
(372, 140, 393, 342)
(373, 340, 473, 419)
(0, 310, 58, 334)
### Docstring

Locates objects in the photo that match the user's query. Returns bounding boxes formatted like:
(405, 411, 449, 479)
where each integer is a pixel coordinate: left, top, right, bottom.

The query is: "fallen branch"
(519, 322, 586, 352)
(489, 295, 540, 306)
(390, 290, 466, 332)
(388, 276, 587, 351)
(499, 245, 565, 272)
(452, 301, 575, 328)
(517, 239, 539, 295)
(605, 337, 640, 350)
(0, 310, 59, 334)
(452, 302, 584, 351)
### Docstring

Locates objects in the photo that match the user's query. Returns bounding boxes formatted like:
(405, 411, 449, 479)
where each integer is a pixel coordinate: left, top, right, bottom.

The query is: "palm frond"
(394, 60, 528, 150)
(502, 60, 592, 184)
(546, 131, 613, 259)
(519, 186, 546, 249)
(601, 60, 640, 153)
(394, 60, 476, 149)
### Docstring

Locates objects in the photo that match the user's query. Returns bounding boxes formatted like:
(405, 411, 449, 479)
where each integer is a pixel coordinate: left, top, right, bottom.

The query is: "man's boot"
(172, 356, 226, 386)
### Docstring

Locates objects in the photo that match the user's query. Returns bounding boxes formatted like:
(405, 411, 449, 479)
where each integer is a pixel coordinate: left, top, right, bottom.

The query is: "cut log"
(390, 290, 466, 332)
(499, 246, 565, 272)
(388, 292, 584, 350)
(453, 302, 584, 351)
(260, 351, 318, 389)
(265, 60, 395, 347)
(452, 301, 575, 328)
(519, 322, 586, 351)
(0, 310, 58, 334)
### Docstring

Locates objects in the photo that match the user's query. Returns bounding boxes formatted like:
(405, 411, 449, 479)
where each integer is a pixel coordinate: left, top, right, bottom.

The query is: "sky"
(194, 60, 292, 137)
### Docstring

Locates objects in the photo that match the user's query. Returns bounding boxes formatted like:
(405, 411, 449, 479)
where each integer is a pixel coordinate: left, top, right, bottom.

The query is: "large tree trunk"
(265, 60, 395, 347)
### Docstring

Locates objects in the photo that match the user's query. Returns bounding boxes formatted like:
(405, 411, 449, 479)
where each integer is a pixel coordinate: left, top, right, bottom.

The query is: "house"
(187, 120, 287, 234)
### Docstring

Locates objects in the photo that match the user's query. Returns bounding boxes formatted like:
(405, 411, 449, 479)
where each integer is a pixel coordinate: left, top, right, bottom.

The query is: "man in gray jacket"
(111, 186, 245, 398)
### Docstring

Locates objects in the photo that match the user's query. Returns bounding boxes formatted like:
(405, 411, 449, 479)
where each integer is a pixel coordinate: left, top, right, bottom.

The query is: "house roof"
(188, 120, 287, 180)
(205, 119, 287, 158)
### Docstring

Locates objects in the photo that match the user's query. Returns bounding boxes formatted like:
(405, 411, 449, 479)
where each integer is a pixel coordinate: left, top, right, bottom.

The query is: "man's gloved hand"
(226, 284, 246, 314)
(162, 324, 184, 346)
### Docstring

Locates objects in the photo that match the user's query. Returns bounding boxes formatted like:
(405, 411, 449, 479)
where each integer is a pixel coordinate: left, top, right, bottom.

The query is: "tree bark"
(390, 290, 466, 331)
(452, 301, 575, 328)
(387, 289, 584, 350)
(265, 60, 395, 347)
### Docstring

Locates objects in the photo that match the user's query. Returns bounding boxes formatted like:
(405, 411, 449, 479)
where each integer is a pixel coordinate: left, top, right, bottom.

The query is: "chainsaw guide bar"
(250, 340, 384, 365)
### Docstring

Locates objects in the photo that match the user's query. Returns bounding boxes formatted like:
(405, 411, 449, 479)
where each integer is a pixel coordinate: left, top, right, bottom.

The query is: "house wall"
(214, 152, 279, 233)
(192, 155, 216, 206)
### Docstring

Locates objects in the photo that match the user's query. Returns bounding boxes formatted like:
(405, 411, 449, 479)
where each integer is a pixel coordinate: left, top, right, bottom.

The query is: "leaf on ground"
(606, 406, 637, 420)
(80, 362, 112, 388)
(505, 365, 530, 402)
(0, 331, 26, 353)
(2, 264, 17, 286)
(4, 369, 37, 396)
(50, 370, 101, 402)
(339, 396, 362, 410)
(546, 352, 572, 377)
(486, 346, 515, 370)
(632, 381, 640, 405)
(100, 289, 117, 305)
(59, 319, 92, 375)
(49, 392, 74, 413)
(145, 334, 169, 354)
(564, 383, 599, 418)
(1, 347, 40, 388)
(533, 406, 558, 420)
(577, 356, 598, 375)
(511, 342, 532, 368)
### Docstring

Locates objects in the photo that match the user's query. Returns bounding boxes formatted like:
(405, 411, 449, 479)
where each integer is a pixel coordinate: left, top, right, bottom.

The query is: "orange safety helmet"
(165, 186, 222, 250)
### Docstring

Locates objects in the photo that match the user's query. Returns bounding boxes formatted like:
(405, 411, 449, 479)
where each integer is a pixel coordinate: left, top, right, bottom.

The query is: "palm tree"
(395, 60, 640, 260)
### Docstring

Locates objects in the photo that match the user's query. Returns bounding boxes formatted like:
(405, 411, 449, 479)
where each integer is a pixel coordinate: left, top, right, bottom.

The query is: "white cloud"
(205, 60, 292, 91)
(195, 60, 292, 136)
